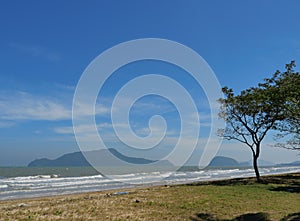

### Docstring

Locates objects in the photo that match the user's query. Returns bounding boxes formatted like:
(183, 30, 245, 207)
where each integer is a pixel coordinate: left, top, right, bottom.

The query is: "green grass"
(0, 173, 299, 220)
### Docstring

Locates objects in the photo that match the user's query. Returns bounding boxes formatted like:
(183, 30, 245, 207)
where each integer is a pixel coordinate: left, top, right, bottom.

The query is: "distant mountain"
(28, 149, 155, 167)
(28, 152, 90, 167)
(257, 159, 275, 167)
(238, 161, 251, 167)
(276, 161, 300, 167)
(239, 159, 275, 167)
(207, 156, 239, 167)
(206, 156, 276, 168)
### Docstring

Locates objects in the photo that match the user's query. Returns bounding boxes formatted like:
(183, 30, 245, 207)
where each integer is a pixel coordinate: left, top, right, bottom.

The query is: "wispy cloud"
(55, 121, 221, 158)
(0, 91, 71, 121)
(73, 101, 110, 118)
(10, 43, 61, 62)
(54, 93, 221, 154)
(55, 121, 200, 146)
(55, 122, 140, 138)
(0, 89, 110, 123)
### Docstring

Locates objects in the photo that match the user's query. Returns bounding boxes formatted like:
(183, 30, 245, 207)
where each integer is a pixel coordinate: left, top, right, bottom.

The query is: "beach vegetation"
(218, 61, 300, 182)
(0, 173, 299, 220)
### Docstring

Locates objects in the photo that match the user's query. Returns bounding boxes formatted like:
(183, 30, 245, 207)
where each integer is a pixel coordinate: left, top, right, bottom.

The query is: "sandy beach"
(0, 173, 299, 221)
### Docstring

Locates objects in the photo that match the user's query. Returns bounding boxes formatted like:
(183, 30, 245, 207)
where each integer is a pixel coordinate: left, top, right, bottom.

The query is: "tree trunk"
(253, 155, 261, 183)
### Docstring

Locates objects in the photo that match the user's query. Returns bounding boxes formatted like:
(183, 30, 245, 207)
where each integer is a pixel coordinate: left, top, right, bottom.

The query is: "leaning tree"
(218, 65, 293, 182)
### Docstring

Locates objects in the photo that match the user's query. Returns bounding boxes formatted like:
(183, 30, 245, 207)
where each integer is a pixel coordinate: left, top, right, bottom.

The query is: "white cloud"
(55, 122, 209, 148)
(54, 93, 223, 157)
(73, 101, 110, 118)
(54, 127, 74, 134)
(0, 90, 110, 123)
(55, 122, 126, 136)
(0, 91, 71, 121)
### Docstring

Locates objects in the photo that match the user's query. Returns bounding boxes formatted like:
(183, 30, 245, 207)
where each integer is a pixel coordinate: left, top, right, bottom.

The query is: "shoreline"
(1, 165, 299, 202)
(0, 171, 298, 203)
(0, 172, 299, 220)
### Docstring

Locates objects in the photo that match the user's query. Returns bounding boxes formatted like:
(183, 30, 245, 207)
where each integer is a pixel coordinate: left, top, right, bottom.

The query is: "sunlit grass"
(0, 173, 299, 220)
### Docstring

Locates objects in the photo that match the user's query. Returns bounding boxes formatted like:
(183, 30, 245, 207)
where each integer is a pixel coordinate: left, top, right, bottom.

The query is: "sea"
(0, 165, 299, 201)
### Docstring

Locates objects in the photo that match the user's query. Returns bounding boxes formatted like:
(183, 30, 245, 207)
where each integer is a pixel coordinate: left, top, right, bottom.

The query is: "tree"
(218, 74, 288, 182)
(218, 62, 300, 182)
(261, 61, 300, 150)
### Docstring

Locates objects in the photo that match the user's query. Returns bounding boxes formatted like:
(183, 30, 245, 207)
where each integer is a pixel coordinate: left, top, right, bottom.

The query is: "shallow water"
(0, 166, 299, 200)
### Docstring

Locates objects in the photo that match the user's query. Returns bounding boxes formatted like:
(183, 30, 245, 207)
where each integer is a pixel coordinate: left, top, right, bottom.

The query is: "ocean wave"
(10, 174, 59, 181)
(0, 184, 9, 189)
(0, 166, 299, 200)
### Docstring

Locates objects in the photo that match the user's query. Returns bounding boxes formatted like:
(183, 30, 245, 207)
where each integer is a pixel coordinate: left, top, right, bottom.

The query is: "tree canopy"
(218, 61, 300, 182)
(261, 61, 300, 150)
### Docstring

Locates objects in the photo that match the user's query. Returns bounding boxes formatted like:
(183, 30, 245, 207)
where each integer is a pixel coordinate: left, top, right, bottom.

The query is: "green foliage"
(0, 174, 299, 220)
(218, 61, 300, 181)
(261, 61, 300, 149)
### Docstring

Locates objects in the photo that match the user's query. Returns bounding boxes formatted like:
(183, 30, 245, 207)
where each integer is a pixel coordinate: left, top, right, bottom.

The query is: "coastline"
(1, 165, 299, 201)
(0, 170, 299, 202)
(0, 172, 299, 220)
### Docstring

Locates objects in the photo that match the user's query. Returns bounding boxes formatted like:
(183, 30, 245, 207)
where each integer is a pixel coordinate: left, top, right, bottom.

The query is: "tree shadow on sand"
(280, 212, 300, 221)
(190, 212, 300, 221)
(267, 174, 300, 193)
(269, 185, 300, 193)
(190, 212, 270, 221)
(185, 173, 300, 188)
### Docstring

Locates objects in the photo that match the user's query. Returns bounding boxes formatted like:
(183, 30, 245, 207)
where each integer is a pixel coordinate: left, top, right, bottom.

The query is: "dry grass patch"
(0, 173, 299, 220)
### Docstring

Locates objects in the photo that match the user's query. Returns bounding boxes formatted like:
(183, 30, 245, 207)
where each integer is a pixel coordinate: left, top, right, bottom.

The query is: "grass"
(0, 173, 299, 221)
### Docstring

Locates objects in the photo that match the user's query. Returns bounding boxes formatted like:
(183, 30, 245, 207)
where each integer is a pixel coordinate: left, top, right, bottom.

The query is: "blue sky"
(0, 1, 299, 166)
